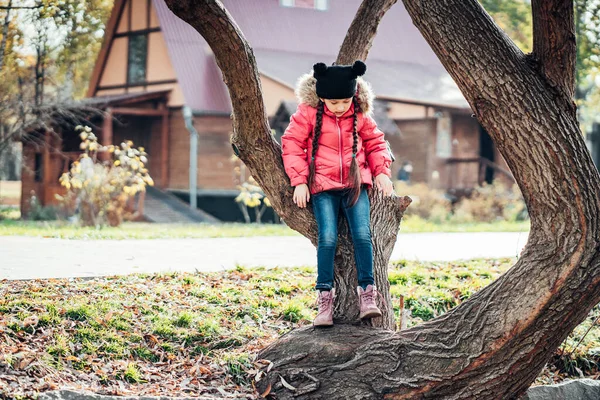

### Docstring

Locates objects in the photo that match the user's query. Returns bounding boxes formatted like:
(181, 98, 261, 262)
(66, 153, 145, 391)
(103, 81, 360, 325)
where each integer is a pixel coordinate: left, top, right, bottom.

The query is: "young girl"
(281, 60, 394, 327)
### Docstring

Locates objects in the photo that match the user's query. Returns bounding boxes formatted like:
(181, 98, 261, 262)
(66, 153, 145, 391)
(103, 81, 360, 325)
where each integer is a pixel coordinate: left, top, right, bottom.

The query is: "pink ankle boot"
(313, 288, 335, 327)
(357, 284, 384, 319)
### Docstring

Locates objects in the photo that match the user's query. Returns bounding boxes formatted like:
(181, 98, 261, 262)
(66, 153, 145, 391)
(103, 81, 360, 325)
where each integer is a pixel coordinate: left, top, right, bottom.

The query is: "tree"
(0, 0, 112, 181)
(165, 0, 600, 399)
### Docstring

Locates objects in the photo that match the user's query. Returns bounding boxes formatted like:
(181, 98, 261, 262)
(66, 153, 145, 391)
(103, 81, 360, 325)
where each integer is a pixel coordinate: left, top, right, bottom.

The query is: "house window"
(127, 34, 147, 84)
(280, 0, 328, 11)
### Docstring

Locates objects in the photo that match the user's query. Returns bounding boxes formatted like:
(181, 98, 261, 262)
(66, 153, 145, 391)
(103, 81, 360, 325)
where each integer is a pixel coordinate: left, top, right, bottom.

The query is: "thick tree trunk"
(167, 0, 600, 398)
(254, 1, 600, 399)
(163, 0, 410, 330)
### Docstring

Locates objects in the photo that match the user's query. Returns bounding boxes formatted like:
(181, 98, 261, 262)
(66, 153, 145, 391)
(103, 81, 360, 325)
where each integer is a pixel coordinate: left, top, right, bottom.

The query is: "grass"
(0, 218, 301, 239)
(0, 210, 530, 239)
(0, 259, 597, 398)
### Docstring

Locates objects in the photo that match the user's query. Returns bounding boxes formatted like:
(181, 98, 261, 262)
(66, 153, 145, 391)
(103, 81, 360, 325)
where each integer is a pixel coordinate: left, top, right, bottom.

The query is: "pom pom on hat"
(351, 60, 367, 77)
(313, 62, 328, 78)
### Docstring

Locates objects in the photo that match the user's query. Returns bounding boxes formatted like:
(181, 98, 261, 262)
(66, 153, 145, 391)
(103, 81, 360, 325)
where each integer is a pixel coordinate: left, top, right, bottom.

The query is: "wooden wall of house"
(391, 118, 436, 184)
(109, 113, 170, 187)
(449, 114, 515, 190)
(387, 101, 432, 120)
(148, 113, 167, 188)
(391, 114, 510, 191)
(162, 105, 513, 196)
(92, 0, 184, 106)
(261, 76, 295, 116)
(166, 109, 237, 191)
(166, 109, 188, 190)
(449, 114, 481, 189)
(20, 132, 72, 216)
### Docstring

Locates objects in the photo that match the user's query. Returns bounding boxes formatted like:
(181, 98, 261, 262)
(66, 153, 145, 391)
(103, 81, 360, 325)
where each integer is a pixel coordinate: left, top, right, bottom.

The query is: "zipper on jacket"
(336, 116, 342, 184)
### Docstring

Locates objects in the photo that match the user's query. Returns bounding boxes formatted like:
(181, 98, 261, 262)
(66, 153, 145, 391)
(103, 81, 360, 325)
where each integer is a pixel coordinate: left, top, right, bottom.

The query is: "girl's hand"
(293, 184, 310, 208)
(375, 174, 394, 196)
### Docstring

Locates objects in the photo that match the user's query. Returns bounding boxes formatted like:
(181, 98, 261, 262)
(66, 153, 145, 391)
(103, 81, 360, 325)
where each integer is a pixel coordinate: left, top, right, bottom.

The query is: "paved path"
(0, 232, 528, 280)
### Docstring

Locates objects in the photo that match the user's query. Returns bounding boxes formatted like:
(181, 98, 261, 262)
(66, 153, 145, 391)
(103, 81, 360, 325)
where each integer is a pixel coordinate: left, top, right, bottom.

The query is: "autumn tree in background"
(0, 0, 113, 179)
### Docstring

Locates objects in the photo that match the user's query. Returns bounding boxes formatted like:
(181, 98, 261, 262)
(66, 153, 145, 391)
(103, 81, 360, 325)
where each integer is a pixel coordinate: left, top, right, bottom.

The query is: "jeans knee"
(352, 230, 372, 245)
(318, 232, 337, 248)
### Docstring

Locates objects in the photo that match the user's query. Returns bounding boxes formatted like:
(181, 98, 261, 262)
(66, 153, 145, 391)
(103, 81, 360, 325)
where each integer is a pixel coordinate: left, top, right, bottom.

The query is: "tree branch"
(336, 0, 398, 65)
(531, 0, 576, 98)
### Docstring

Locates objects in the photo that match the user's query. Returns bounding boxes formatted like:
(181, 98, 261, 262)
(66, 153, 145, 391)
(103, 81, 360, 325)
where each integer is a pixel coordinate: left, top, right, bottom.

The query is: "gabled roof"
(152, 0, 230, 113)
(87, 0, 126, 99)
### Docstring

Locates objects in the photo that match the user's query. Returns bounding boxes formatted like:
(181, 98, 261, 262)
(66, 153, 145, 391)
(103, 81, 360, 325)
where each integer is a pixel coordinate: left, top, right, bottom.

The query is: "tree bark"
(163, 0, 410, 330)
(532, 0, 577, 99)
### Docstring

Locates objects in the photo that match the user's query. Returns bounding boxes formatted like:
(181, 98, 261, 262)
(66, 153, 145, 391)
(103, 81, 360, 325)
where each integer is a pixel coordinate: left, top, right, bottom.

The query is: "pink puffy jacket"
(281, 73, 392, 195)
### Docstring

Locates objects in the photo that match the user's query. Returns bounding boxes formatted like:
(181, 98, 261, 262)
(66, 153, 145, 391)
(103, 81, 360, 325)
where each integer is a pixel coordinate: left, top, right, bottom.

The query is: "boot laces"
(317, 292, 334, 312)
(361, 287, 388, 308)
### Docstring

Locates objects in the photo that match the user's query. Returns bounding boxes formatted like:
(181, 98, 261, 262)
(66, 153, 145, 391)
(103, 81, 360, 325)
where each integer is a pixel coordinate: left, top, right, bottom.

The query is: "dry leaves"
(0, 272, 309, 399)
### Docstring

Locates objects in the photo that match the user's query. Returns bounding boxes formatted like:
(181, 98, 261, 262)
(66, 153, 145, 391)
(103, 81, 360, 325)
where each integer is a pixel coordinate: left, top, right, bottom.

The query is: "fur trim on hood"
(294, 72, 374, 115)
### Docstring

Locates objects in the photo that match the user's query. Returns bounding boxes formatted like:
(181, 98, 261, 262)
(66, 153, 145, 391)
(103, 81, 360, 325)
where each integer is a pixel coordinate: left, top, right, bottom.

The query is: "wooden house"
(20, 0, 515, 222)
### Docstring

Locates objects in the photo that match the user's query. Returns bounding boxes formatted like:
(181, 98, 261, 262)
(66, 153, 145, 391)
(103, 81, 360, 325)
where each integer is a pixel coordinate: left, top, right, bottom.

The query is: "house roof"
(79, 90, 171, 107)
(372, 100, 402, 137)
(151, 0, 470, 113)
(152, 0, 231, 113)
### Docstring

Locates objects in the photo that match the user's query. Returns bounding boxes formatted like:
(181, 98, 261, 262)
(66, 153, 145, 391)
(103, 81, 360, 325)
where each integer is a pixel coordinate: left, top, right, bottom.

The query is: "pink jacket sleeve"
(359, 113, 392, 178)
(281, 103, 312, 187)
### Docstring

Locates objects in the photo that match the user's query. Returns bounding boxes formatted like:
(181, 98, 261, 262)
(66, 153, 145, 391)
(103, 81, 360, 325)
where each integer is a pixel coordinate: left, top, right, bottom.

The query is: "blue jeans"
(312, 186, 374, 291)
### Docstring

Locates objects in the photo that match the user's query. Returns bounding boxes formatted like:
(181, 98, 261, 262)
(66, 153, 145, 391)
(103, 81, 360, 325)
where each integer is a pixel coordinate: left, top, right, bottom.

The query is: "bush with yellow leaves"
(231, 154, 271, 224)
(57, 126, 154, 227)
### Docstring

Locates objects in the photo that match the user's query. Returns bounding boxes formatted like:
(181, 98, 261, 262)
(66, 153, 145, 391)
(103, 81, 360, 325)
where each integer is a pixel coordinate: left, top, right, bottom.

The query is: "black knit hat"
(313, 60, 367, 99)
